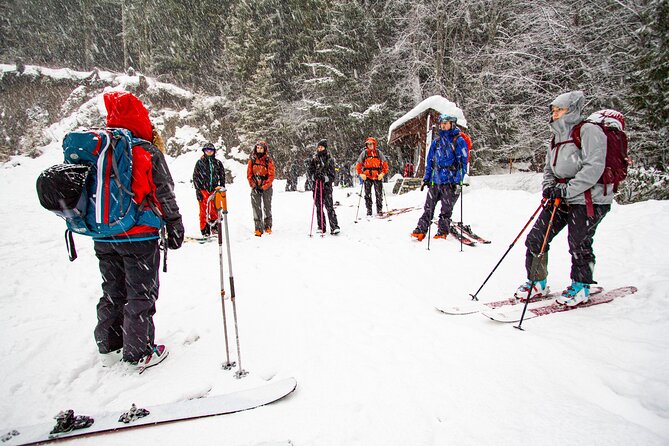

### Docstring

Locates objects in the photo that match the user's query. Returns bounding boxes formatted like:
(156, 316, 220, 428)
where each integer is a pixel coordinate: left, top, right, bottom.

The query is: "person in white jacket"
(514, 90, 615, 307)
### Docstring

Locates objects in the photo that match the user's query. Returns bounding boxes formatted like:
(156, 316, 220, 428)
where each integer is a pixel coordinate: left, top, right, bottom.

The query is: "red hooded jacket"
(102, 91, 181, 239)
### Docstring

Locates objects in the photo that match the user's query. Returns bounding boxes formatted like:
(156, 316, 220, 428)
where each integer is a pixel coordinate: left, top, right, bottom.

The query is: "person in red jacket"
(95, 91, 183, 372)
(355, 137, 389, 216)
(247, 140, 275, 236)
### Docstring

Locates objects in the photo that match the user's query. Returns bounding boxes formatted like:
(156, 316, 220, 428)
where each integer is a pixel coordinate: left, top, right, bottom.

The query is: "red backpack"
(452, 131, 472, 157)
(570, 109, 629, 194)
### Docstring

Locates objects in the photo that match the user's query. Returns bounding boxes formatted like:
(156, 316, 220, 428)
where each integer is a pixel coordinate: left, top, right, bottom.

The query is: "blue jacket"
(424, 128, 469, 185)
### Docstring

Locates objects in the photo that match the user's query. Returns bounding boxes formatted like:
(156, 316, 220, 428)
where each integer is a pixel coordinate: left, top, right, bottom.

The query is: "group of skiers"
(192, 136, 394, 237)
(52, 89, 614, 373)
(191, 90, 613, 311)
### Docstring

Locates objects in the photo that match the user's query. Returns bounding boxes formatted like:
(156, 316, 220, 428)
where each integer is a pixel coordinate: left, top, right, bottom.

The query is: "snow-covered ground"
(1, 142, 668, 445)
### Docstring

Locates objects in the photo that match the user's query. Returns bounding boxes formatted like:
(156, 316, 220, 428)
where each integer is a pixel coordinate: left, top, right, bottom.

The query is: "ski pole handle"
(214, 186, 228, 214)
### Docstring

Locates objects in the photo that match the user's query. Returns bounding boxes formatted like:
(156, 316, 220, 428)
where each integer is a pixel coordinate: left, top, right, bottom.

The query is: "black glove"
(196, 190, 203, 201)
(255, 186, 264, 194)
(420, 181, 429, 192)
(166, 218, 184, 250)
(542, 184, 567, 200)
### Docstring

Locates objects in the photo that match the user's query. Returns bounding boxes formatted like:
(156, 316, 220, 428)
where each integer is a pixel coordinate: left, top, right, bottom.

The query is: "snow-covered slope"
(1, 140, 668, 445)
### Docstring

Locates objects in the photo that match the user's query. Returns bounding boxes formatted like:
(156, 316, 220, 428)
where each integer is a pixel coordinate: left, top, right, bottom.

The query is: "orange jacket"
(355, 137, 388, 180)
(247, 142, 275, 190)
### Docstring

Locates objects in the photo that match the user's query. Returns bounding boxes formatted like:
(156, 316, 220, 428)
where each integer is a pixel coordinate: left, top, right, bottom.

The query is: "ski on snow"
(0, 377, 297, 446)
(435, 287, 604, 315)
(448, 224, 476, 246)
(378, 207, 420, 219)
(480, 286, 637, 323)
(184, 235, 216, 244)
(455, 222, 491, 244)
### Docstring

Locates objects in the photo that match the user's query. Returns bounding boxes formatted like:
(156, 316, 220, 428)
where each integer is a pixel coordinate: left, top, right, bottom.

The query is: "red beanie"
(104, 91, 153, 141)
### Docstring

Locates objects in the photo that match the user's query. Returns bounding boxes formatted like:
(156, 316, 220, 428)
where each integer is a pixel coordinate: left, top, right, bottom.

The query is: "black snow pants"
(313, 180, 339, 232)
(416, 184, 458, 234)
(525, 202, 610, 284)
(364, 179, 384, 214)
(94, 239, 160, 362)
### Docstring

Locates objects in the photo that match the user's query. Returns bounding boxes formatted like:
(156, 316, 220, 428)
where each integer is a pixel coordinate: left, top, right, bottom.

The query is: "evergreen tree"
(630, 0, 669, 168)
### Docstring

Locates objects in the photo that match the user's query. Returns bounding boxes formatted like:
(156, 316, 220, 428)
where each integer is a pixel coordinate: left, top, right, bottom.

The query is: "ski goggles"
(438, 114, 457, 124)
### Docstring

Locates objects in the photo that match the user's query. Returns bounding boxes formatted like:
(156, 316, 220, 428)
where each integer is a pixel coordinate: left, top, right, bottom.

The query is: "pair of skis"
(377, 206, 420, 219)
(447, 222, 491, 246)
(184, 235, 216, 244)
(436, 286, 637, 322)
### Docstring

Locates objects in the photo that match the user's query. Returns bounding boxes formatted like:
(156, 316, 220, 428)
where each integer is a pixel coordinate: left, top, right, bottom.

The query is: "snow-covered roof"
(387, 95, 467, 143)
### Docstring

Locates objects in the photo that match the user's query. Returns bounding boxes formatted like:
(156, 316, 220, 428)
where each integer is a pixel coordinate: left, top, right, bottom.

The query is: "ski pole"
(458, 182, 463, 252)
(319, 180, 325, 236)
(427, 219, 432, 251)
(382, 183, 390, 215)
(469, 199, 547, 301)
(309, 181, 317, 237)
(209, 190, 235, 370)
(354, 181, 364, 222)
(214, 187, 248, 378)
(515, 198, 560, 331)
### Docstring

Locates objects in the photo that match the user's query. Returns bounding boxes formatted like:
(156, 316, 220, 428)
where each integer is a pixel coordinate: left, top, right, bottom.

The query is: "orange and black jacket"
(355, 138, 389, 181)
(247, 149, 275, 190)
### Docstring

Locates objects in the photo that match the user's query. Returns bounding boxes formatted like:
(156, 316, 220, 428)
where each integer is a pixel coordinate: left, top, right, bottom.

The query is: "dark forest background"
(2, 0, 667, 189)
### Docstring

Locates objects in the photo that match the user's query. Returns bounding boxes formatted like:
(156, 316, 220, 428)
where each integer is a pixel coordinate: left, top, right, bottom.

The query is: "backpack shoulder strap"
(551, 120, 587, 151)
(571, 121, 588, 149)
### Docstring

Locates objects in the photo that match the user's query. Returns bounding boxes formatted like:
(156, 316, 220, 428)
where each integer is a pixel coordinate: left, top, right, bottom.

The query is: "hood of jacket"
(365, 137, 377, 151)
(252, 140, 269, 160)
(550, 91, 585, 134)
(437, 127, 461, 140)
(104, 91, 153, 141)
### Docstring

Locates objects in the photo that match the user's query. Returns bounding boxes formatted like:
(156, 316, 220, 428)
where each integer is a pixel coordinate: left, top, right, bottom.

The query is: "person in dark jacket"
(95, 91, 183, 372)
(193, 142, 226, 236)
(411, 114, 468, 241)
(308, 139, 340, 235)
(285, 158, 299, 192)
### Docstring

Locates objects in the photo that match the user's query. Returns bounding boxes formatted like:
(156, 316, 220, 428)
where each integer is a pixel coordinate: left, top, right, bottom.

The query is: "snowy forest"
(1, 0, 668, 199)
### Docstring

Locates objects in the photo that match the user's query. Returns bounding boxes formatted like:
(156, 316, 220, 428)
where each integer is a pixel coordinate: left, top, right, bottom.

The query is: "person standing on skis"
(192, 142, 226, 236)
(247, 140, 275, 236)
(355, 136, 389, 216)
(307, 139, 340, 235)
(515, 91, 613, 306)
(411, 114, 468, 241)
(95, 91, 183, 371)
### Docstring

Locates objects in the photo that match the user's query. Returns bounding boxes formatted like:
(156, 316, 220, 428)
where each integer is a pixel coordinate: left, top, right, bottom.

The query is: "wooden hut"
(387, 96, 467, 180)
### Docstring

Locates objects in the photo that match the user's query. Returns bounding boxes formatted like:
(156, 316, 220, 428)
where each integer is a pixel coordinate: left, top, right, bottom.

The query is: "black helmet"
(202, 142, 216, 152)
